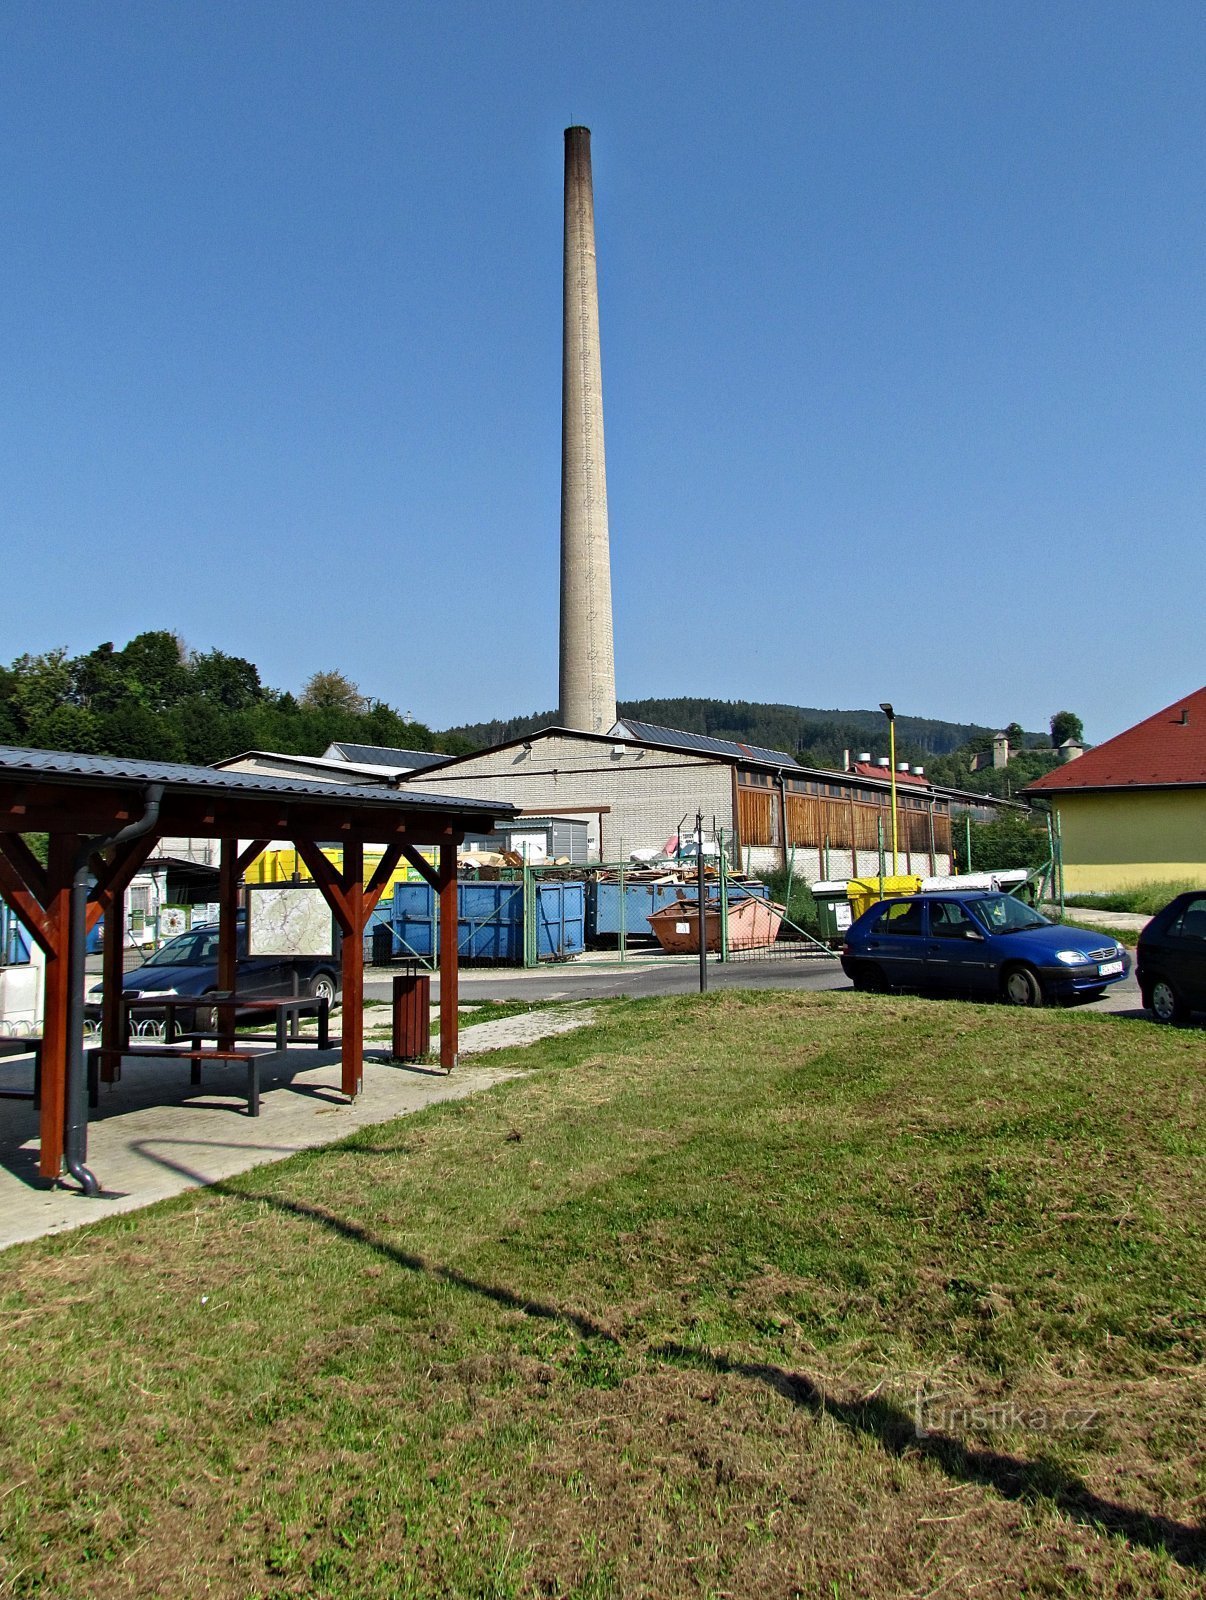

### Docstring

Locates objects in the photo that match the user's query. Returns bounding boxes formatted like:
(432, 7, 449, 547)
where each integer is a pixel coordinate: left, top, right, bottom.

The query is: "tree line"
(0, 633, 442, 767)
(0, 636, 1085, 810)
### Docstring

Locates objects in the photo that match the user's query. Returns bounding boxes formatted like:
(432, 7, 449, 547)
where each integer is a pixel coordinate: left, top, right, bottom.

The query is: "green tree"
(953, 812, 1051, 873)
(1050, 710, 1084, 747)
(9, 649, 72, 732)
(300, 669, 367, 716)
(189, 649, 263, 710)
(118, 632, 188, 710)
(71, 641, 130, 713)
(98, 703, 184, 762)
(31, 704, 103, 753)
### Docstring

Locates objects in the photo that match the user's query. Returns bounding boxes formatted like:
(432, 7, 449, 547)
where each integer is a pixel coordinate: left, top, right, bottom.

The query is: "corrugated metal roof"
(0, 744, 510, 816)
(849, 761, 929, 787)
(326, 742, 450, 771)
(612, 719, 802, 769)
(1027, 686, 1206, 793)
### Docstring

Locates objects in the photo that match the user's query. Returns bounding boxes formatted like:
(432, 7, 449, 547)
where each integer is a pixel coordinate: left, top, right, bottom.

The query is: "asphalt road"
(364, 953, 1149, 1019)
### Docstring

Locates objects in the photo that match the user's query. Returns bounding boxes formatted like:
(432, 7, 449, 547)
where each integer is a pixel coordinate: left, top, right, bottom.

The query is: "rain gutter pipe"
(65, 783, 164, 1195)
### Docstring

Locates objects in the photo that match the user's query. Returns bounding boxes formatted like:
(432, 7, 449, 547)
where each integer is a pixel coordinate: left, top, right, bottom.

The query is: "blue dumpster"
(587, 879, 769, 942)
(386, 880, 586, 963)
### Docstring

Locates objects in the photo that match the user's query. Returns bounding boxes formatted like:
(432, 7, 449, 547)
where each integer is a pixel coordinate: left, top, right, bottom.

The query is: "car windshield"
(142, 932, 203, 967)
(967, 894, 1049, 934)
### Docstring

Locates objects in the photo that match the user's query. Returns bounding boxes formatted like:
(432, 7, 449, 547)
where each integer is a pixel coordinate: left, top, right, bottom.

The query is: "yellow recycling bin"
(846, 875, 923, 924)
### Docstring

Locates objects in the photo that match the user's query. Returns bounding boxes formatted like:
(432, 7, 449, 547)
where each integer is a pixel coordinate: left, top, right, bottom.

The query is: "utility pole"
(696, 811, 707, 994)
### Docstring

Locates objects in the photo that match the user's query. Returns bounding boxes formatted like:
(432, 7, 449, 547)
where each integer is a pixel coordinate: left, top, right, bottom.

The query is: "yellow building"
(1027, 687, 1206, 893)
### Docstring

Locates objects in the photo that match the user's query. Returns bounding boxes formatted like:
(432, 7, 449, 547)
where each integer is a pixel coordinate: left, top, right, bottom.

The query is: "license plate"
(1098, 960, 1123, 976)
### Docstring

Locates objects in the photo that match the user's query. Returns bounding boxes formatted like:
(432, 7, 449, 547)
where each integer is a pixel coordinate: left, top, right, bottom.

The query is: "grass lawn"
(1, 991, 1202, 1598)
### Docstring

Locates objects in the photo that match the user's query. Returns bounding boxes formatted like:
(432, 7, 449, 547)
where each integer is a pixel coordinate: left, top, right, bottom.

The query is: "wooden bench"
(88, 1045, 266, 1116)
(0, 1036, 42, 1107)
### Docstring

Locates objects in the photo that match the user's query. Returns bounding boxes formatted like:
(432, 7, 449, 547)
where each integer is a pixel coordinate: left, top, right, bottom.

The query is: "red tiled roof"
(849, 762, 929, 786)
(1026, 687, 1206, 793)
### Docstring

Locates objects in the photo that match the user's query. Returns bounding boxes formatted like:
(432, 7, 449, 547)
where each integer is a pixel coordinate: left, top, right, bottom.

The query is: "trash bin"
(372, 923, 395, 966)
(846, 875, 923, 924)
(810, 880, 854, 941)
(392, 967, 430, 1060)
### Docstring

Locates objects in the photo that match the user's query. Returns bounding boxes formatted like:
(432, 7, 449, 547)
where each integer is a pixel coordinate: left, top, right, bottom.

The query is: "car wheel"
(309, 971, 338, 1004)
(850, 962, 886, 993)
(1001, 965, 1043, 1007)
(192, 992, 219, 1035)
(1148, 978, 1184, 1025)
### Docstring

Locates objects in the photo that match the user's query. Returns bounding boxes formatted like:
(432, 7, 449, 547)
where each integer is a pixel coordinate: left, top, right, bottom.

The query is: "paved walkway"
(1049, 905, 1151, 935)
(0, 1007, 596, 1252)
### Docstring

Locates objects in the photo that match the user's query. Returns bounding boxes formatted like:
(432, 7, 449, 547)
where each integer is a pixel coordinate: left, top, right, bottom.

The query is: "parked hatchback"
(1136, 891, 1206, 1023)
(86, 920, 339, 1026)
(841, 891, 1130, 1006)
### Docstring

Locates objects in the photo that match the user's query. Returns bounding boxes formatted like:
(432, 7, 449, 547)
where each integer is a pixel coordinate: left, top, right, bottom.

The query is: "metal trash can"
(392, 966, 430, 1060)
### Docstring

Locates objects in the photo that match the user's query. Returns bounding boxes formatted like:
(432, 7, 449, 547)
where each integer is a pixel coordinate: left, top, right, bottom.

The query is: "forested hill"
(0, 636, 1056, 798)
(0, 633, 443, 767)
(440, 698, 1043, 767)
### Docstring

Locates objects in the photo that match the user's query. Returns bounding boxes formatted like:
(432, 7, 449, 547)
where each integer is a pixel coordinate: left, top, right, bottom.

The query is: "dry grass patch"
(0, 990, 1202, 1597)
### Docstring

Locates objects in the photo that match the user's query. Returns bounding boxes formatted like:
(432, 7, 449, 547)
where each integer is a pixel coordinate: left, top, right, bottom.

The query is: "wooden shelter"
(0, 745, 517, 1188)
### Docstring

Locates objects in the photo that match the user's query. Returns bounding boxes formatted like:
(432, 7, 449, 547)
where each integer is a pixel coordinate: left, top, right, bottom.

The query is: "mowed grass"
(0, 991, 1202, 1599)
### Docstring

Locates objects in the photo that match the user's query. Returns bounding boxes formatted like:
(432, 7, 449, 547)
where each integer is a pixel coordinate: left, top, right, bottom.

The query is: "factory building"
(400, 720, 955, 878)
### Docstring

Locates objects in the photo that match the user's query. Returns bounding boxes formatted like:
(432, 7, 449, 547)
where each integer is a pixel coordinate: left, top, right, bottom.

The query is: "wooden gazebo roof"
(0, 745, 518, 1187)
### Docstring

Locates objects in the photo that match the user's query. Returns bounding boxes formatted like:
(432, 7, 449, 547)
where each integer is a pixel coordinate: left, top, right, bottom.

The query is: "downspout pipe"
(775, 768, 789, 872)
(64, 783, 164, 1195)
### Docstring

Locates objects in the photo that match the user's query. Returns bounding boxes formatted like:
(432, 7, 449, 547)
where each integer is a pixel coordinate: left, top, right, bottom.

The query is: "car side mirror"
(965, 929, 984, 941)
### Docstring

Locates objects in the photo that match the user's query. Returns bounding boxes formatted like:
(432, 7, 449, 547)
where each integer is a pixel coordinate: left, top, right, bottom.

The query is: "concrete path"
(0, 1007, 596, 1253)
(1054, 906, 1151, 934)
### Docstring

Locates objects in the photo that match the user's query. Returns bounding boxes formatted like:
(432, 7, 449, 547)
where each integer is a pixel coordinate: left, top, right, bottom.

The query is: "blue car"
(86, 920, 339, 1026)
(840, 891, 1130, 1006)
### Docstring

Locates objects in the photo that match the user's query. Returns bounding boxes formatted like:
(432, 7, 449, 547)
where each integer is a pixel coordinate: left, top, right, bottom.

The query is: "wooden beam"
(86, 834, 158, 933)
(0, 833, 48, 907)
(38, 834, 75, 1180)
(438, 841, 458, 1073)
(340, 838, 365, 1098)
(0, 836, 54, 953)
(399, 844, 439, 892)
(218, 840, 240, 1047)
(364, 843, 405, 916)
(237, 839, 270, 875)
(295, 840, 354, 933)
(100, 885, 126, 1082)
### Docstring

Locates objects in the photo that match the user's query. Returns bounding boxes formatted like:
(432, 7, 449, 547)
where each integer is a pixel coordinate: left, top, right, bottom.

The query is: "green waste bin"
(810, 881, 854, 942)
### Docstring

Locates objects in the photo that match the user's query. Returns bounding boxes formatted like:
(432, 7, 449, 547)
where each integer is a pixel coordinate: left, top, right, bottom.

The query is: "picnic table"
(87, 993, 336, 1116)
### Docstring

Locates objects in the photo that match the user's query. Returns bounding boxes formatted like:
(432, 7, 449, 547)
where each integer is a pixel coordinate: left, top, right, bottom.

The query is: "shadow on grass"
(213, 1182, 1203, 1574)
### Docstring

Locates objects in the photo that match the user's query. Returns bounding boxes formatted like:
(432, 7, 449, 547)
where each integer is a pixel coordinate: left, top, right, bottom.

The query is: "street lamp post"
(879, 702, 899, 876)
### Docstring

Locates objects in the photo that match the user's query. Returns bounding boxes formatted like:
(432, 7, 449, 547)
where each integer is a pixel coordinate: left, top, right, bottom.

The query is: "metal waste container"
(392, 967, 431, 1060)
(810, 880, 854, 941)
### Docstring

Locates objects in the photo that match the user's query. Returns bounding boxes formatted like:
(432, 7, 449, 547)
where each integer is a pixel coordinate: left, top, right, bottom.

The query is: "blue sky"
(3, 1, 1202, 742)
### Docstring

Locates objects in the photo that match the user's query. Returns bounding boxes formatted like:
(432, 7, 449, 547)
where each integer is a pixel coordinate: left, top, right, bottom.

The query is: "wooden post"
(438, 841, 458, 1072)
(340, 839, 364, 1097)
(100, 883, 125, 1081)
(218, 839, 239, 1048)
(38, 834, 75, 1181)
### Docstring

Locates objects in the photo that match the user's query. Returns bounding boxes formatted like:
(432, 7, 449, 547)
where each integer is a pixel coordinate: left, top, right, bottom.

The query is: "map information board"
(246, 886, 336, 956)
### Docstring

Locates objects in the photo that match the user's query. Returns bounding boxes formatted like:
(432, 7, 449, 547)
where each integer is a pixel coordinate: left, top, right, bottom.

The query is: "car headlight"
(1054, 950, 1090, 965)
(86, 985, 103, 1001)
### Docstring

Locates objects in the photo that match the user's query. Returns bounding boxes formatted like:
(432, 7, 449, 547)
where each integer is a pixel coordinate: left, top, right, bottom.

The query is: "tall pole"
(559, 126, 617, 734)
(696, 811, 708, 994)
(880, 702, 899, 876)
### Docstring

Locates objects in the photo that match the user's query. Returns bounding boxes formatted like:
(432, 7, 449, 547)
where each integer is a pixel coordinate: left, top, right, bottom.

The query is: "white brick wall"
(407, 734, 734, 862)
